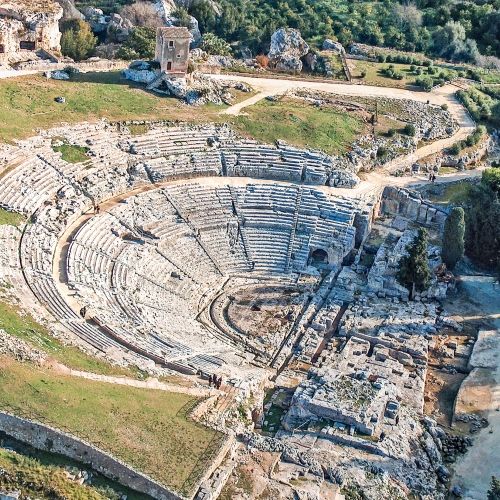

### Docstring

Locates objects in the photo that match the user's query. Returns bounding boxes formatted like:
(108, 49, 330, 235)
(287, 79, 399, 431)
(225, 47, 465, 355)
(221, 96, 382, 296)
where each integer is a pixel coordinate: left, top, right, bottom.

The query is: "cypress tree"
(442, 207, 465, 270)
(397, 228, 431, 299)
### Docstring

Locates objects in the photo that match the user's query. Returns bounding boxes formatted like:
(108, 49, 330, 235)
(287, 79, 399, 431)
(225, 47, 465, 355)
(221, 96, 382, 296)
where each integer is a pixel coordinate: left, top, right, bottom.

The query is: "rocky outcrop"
(322, 39, 345, 54)
(268, 28, 309, 73)
(56, 0, 84, 20)
(0, 0, 63, 63)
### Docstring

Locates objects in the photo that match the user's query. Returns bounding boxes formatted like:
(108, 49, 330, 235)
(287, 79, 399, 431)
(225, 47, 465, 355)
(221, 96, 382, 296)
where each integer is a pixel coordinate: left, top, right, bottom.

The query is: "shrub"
(415, 76, 434, 91)
(377, 54, 386, 63)
(255, 54, 269, 68)
(200, 33, 232, 56)
(387, 128, 396, 137)
(442, 207, 465, 270)
(60, 20, 97, 62)
(403, 123, 416, 136)
(441, 103, 448, 111)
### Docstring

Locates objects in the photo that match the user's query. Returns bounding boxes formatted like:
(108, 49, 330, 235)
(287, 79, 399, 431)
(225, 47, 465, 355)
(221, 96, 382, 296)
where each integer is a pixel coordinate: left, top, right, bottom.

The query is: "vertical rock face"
(268, 28, 309, 72)
(0, 0, 63, 63)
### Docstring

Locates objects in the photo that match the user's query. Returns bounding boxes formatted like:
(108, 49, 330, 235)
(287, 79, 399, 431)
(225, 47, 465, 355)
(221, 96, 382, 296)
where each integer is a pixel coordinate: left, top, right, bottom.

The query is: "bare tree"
(120, 1, 163, 28)
(393, 2, 423, 28)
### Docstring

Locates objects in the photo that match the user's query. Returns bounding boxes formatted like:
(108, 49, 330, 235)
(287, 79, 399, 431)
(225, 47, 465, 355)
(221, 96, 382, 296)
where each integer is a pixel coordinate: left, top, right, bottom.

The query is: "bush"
(441, 103, 448, 111)
(200, 33, 232, 56)
(60, 20, 97, 62)
(255, 54, 269, 68)
(415, 76, 434, 91)
(397, 228, 431, 298)
(403, 123, 416, 136)
(376, 146, 388, 159)
(442, 207, 465, 270)
(387, 128, 396, 137)
(116, 27, 156, 60)
(377, 54, 386, 63)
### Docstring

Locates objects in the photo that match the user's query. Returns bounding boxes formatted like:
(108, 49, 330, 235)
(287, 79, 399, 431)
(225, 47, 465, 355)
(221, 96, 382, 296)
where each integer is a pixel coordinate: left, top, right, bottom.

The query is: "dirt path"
(213, 74, 475, 176)
(49, 361, 217, 397)
(450, 275, 500, 499)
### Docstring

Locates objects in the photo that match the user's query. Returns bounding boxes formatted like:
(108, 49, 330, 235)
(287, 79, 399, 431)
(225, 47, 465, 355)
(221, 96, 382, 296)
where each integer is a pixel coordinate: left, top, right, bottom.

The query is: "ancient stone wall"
(380, 186, 448, 229)
(0, 411, 181, 500)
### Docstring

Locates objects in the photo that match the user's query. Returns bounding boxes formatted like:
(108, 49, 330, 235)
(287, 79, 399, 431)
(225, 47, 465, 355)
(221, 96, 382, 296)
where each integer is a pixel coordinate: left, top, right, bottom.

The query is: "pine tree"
(442, 207, 465, 270)
(397, 228, 431, 299)
(488, 476, 500, 500)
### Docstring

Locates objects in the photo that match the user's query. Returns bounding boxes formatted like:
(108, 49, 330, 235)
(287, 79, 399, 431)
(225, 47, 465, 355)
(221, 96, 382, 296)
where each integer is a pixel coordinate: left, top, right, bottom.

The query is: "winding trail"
(212, 74, 476, 175)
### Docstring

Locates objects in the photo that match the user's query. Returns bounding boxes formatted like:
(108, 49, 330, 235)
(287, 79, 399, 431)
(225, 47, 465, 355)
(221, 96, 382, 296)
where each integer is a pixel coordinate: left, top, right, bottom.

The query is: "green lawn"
(351, 60, 417, 88)
(52, 143, 90, 163)
(0, 300, 145, 377)
(0, 72, 222, 143)
(233, 97, 364, 155)
(0, 358, 222, 496)
(0, 208, 25, 226)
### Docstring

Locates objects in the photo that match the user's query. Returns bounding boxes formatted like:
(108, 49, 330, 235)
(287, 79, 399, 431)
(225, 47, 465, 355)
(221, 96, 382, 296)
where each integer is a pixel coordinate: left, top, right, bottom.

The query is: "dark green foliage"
(442, 207, 465, 269)
(488, 476, 500, 500)
(458, 87, 500, 127)
(116, 27, 156, 60)
(173, 7, 192, 28)
(448, 125, 487, 155)
(60, 20, 97, 61)
(403, 123, 416, 136)
(459, 169, 500, 273)
(397, 228, 432, 297)
(415, 75, 434, 91)
(186, 0, 499, 61)
(200, 33, 232, 56)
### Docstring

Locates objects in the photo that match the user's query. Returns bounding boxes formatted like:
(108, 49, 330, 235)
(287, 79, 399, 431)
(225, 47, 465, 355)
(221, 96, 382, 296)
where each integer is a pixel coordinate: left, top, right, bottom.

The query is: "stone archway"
(310, 248, 329, 265)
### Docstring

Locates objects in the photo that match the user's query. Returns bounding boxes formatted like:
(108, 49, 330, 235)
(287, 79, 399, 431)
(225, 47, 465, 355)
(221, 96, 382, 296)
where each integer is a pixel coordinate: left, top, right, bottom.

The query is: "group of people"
(208, 374, 223, 389)
(428, 172, 438, 183)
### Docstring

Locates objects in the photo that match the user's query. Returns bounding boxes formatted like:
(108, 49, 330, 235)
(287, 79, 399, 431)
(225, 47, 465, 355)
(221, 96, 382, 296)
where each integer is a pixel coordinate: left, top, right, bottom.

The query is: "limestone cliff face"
(0, 0, 63, 60)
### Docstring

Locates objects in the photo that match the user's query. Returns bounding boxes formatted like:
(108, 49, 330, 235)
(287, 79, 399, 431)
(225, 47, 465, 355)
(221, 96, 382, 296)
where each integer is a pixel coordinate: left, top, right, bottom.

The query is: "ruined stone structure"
(0, 0, 62, 64)
(155, 26, 190, 76)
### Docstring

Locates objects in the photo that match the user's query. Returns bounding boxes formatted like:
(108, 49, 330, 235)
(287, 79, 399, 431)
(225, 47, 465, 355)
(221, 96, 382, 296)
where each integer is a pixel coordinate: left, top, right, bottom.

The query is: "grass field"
(0, 357, 222, 496)
(0, 72, 224, 143)
(233, 97, 364, 155)
(426, 182, 473, 205)
(0, 447, 148, 499)
(0, 300, 145, 377)
(350, 61, 417, 88)
(0, 208, 25, 226)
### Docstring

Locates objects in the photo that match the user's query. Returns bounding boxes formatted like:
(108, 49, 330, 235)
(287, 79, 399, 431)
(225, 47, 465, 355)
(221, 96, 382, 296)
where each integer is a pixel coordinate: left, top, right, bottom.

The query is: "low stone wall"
(0, 411, 181, 500)
(15, 59, 128, 73)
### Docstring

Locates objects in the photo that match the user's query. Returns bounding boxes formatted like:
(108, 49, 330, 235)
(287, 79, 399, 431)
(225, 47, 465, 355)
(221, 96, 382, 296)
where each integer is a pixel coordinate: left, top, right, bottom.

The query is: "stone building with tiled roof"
(155, 26, 190, 76)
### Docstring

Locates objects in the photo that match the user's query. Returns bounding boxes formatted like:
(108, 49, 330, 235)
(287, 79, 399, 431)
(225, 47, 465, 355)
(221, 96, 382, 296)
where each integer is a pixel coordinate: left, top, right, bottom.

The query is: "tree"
(117, 27, 156, 60)
(60, 20, 97, 62)
(120, 2, 163, 28)
(442, 207, 465, 269)
(397, 228, 432, 298)
(488, 476, 500, 500)
(200, 33, 232, 56)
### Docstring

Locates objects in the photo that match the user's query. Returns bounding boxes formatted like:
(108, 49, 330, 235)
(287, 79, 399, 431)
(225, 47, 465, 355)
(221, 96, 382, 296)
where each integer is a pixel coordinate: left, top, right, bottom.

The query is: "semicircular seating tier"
(0, 122, 366, 374)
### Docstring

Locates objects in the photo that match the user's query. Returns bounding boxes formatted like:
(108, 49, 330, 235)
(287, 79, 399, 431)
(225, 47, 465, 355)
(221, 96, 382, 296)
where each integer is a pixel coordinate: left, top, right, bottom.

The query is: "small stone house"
(0, 0, 62, 64)
(155, 26, 190, 76)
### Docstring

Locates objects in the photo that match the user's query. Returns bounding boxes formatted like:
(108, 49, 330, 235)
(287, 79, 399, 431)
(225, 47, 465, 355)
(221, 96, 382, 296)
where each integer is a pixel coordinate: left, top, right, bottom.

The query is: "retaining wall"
(0, 411, 181, 500)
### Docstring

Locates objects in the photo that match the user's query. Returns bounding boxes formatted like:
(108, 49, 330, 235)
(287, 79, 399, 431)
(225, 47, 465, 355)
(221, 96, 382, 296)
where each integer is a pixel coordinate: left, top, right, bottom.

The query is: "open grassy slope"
(0, 447, 148, 499)
(0, 357, 222, 496)
(0, 72, 223, 143)
(233, 97, 364, 155)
